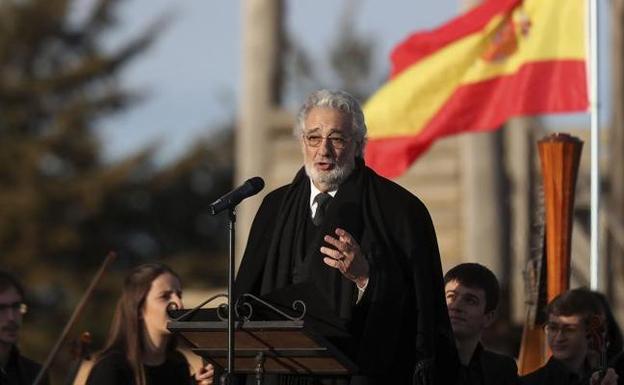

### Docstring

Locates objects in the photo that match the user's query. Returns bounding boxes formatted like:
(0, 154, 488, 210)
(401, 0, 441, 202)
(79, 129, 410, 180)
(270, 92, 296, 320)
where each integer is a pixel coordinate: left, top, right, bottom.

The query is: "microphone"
(208, 177, 265, 215)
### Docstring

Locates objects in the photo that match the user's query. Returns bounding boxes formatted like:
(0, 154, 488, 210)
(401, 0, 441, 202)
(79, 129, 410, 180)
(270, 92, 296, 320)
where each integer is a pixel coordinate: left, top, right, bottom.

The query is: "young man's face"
(545, 314, 588, 365)
(445, 280, 495, 341)
(0, 286, 23, 346)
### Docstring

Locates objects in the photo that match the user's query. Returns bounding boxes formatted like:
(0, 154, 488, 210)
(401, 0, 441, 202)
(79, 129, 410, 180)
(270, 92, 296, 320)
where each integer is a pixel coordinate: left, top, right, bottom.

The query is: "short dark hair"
(0, 270, 25, 299)
(547, 288, 602, 327)
(444, 263, 500, 313)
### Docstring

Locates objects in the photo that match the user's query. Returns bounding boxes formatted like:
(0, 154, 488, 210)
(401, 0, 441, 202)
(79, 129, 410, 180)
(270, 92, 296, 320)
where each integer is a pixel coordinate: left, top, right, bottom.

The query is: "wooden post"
(505, 118, 534, 324)
(459, 0, 506, 283)
(237, 0, 283, 268)
(607, 0, 624, 304)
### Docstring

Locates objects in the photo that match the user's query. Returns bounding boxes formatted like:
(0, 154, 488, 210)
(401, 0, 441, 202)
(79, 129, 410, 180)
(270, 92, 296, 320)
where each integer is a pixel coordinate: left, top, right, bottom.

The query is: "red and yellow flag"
(364, 0, 588, 178)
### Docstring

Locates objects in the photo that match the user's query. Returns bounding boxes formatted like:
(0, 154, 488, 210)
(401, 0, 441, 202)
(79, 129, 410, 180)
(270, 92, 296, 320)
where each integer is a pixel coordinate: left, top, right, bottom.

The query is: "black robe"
(85, 350, 192, 385)
(1, 346, 49, 385)
(520, 358, 587, 385)
(235, 161, 458, 385)
(458, 344, 518, 385)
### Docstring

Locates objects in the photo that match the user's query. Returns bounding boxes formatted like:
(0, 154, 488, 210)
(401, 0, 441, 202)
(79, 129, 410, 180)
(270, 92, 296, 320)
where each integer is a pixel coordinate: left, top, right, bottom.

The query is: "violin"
(587, 314, 608, 382)
(63, 331, 92, 385)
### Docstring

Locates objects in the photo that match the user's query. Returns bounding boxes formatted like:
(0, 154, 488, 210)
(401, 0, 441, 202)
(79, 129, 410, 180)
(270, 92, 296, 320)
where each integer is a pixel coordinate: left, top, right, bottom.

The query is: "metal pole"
(223, 208, 236, 384)
(589, 0, 601, 290)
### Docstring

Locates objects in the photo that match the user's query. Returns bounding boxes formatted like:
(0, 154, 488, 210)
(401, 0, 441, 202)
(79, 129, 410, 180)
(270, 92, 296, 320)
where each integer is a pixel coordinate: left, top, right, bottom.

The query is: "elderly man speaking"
(235, 89, 457, 385)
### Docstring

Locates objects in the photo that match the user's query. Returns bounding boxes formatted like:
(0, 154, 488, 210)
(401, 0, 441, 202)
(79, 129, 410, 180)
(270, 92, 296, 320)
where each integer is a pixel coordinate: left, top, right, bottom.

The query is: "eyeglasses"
(0, 302, 28, 315)
(543, 322, 581, 337)
(303, 134, 351, 150)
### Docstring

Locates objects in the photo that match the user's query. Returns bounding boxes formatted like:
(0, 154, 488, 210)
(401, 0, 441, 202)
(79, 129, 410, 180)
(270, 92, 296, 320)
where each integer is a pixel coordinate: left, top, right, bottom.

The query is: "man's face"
(445, 280, 494, 341)
(301, 107, 358, 192)
(0, 287, 23, 346)
(545, 314, 588, 365)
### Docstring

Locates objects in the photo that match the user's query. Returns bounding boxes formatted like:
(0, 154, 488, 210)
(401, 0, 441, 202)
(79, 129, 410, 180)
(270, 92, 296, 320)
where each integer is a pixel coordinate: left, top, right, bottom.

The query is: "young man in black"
(444, 263, 518, 385)
(0, 270, 48, 385)
(520, 288, 618, 385)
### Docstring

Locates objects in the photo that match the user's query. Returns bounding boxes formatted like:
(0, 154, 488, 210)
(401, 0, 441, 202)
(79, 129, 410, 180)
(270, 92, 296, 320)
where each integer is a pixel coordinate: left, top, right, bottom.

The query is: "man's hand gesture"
(321, 228, 369, 288)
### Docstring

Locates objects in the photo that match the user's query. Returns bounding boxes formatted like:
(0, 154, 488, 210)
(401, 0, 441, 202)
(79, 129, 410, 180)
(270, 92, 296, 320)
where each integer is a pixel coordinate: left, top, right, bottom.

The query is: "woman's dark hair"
(100, 263, 181, 385)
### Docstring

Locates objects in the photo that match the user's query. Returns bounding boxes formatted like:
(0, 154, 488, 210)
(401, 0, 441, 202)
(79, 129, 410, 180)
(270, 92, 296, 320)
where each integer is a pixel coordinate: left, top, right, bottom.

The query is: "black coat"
(457, 345, 517, 385)
(521, 355, 624, 385)
(479, 349, 518, 385)
(1, 346, 49, 385)
(235, 162, 458, 385)
(85, 350, 191, 385)
(520, 358, 588, 385)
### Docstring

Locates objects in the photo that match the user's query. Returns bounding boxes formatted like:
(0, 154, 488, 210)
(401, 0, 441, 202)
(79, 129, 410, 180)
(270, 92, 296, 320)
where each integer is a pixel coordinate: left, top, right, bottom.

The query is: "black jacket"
(520, 358, 589, 385)
(478, 347, 518, 385)
(0, 346, 49, 385)
(235, 162, 458, 385)
(85, 350, 191, 385)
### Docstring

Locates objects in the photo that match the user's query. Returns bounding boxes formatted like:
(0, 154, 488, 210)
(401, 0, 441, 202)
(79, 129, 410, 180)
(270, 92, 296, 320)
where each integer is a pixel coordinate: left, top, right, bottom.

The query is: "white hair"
(294, 89, 367, 157)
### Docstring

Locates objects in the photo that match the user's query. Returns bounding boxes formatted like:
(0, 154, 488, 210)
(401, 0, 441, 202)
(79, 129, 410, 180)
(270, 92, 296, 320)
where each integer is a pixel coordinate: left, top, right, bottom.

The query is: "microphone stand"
(221, 208, 236, 385)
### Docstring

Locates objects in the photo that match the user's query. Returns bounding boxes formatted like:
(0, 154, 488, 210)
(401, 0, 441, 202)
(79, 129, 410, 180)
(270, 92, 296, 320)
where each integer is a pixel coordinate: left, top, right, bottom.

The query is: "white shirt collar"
(309, 180, 337, 217)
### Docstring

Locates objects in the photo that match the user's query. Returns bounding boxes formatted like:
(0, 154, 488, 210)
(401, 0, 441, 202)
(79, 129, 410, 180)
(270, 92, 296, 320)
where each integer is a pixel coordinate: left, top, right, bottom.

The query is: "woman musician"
(86, 263, 214, 385)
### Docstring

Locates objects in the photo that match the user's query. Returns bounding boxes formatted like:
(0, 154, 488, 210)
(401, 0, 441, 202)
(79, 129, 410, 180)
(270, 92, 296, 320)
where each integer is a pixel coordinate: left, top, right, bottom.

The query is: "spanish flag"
(364, 0, 588, 178)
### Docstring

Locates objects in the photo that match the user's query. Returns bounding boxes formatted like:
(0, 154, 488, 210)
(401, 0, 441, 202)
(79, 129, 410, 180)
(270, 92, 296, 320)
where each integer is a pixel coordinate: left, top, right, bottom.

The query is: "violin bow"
(32, 251, 117, 385)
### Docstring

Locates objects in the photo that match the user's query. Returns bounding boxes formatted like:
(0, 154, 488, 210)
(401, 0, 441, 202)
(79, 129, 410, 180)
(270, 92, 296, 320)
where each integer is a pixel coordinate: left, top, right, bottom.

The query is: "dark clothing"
(85, 350, 192, 385)
(608, 350, 624, 385)
(520, 358, 589, 385)
(458, 344, 517, 385)
(235, 161, 458, 384)
(0, 346, 48, 385)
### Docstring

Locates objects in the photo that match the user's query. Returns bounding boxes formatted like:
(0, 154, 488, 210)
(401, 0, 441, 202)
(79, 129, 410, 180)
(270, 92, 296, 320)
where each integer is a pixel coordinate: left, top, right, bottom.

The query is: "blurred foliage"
(282, 0, 379, 104)
(0, 0, 232, 381)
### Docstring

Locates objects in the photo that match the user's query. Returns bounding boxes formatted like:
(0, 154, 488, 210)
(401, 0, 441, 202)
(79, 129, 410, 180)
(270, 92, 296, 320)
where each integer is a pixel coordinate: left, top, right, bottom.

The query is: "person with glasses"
(235, 89, 457, 384)
(0, 269, 49, 385)
(444, 263, 518, 385)
(520, 288, 619, 385)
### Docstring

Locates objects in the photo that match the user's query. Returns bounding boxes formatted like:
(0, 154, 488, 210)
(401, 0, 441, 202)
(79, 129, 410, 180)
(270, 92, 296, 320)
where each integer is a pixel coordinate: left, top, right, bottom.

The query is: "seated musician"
(520, 288, 618, 385)
(86, 263, 214, 385)
(444, 263, 518, 385)
(0, 270, 49, 385)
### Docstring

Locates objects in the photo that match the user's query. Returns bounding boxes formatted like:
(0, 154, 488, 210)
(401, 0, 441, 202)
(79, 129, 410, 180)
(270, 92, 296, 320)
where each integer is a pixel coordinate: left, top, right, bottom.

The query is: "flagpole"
(589, 0, 600, 290)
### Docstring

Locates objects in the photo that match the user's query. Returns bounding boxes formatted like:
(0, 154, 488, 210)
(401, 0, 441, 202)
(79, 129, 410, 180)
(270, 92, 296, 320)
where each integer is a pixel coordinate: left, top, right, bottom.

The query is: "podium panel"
(168, 319, 356, 375)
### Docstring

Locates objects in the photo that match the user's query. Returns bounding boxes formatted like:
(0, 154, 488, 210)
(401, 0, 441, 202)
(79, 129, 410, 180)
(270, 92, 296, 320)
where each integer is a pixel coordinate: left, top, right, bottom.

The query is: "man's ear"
(484, 310, 496, 328)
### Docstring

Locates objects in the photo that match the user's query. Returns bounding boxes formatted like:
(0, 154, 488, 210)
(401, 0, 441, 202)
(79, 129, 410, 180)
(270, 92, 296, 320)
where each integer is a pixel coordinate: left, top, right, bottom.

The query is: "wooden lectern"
(168, 287, 357, 384)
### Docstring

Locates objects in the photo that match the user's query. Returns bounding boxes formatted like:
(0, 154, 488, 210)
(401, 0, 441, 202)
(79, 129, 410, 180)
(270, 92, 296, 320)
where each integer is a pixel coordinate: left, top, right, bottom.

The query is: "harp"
(517, 133, 583, 374)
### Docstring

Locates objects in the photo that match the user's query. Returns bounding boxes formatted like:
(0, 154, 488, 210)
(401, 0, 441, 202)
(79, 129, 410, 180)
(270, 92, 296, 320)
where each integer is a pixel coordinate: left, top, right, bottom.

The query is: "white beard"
(304, 158, 355, 191)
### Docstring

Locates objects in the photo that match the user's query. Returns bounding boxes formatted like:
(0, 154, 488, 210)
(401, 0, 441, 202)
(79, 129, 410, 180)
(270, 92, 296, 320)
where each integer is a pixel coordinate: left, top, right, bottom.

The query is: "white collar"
(309, 180, 337, 215)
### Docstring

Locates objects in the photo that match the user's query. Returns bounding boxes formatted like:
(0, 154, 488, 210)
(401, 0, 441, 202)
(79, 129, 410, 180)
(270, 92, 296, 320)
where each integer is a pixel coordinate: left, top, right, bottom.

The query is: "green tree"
(0, 1, 233, 381)
(0, 0, 160, 269)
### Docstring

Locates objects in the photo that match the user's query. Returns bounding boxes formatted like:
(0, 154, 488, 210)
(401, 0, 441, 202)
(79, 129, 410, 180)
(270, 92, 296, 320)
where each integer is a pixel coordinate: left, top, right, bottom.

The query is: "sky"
(86, 0, 611, 166)
(88, 0, 457, 164)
